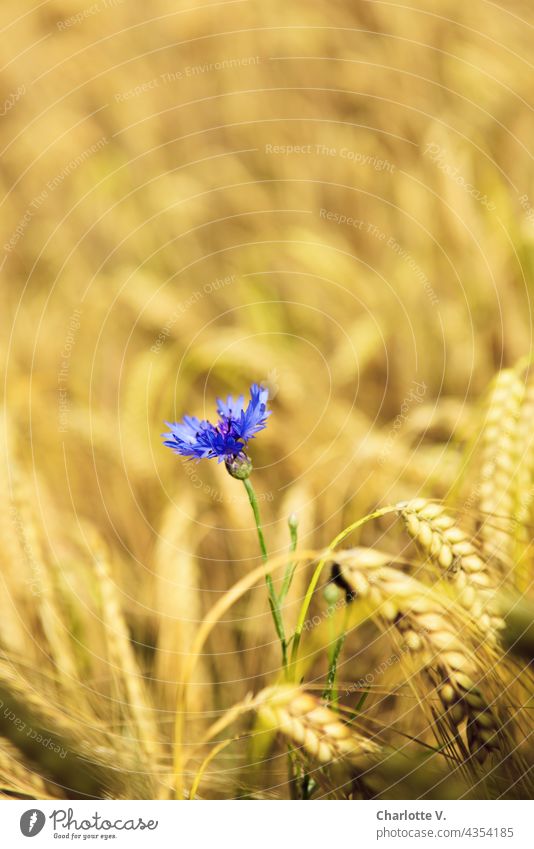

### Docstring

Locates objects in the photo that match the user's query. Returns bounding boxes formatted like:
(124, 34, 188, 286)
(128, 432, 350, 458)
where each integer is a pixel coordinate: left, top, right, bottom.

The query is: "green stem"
(242, 476, 287, 667)
(243, 477, 268, 563)
(323, 604, 349, 703)
(289, 505, 397, 680)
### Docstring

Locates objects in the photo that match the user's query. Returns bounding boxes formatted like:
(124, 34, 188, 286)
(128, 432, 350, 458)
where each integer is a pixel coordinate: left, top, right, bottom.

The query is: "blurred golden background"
(1, 0, 533, 799)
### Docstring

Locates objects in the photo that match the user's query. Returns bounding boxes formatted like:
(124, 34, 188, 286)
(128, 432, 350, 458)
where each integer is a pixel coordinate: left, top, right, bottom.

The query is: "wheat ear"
(0, 659, 153, 798)
(256, 686, 380, 766)
(11, 466, 79, 683)
(332, 549, 502, 762)
(92, 537, 161, 764)
(512, 367, 534, 572)
(397, 499, 504, 635)
(477, 368, 524, 562)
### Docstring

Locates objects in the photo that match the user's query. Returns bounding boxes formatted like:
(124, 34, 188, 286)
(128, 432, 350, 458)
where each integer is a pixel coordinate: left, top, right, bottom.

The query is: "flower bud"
(288, 512, 299, 530)
(225, 454, 253, 480)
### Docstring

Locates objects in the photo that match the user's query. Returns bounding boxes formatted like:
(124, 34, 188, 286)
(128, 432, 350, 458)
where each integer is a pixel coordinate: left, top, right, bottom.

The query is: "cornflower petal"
(162, 382, 270, 463)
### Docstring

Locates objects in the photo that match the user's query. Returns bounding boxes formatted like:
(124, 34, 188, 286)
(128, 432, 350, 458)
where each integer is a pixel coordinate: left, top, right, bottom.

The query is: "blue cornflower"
(162, 383, 270, 477)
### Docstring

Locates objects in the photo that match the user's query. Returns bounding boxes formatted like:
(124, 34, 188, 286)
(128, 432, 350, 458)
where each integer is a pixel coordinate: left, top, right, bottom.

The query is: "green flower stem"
(243, 477, 268, 563)
(242, 477, 287, 667)
(289, 505, 397, 681)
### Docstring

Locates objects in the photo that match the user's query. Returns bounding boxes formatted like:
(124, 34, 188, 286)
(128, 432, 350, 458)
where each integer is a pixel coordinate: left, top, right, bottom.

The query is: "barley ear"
(256, 686, 380, 766)
(397, 499, 504, 637)
(332, 549, 503, 762)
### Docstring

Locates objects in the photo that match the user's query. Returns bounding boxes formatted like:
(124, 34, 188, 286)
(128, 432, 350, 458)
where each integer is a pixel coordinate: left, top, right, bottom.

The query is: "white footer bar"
(2, 799, 531, 848)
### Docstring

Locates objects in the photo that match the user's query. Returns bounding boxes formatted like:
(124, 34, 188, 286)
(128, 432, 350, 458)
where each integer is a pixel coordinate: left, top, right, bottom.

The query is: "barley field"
(1, 0, 534, 801)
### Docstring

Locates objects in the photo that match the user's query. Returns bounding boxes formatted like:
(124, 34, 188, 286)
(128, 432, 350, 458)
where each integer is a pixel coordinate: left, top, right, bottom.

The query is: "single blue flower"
(162, 383, 270, 474)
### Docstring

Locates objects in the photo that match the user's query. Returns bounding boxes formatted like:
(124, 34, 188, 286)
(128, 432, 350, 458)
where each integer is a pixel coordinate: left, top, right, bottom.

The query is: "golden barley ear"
(0, 659, 154, 799)
(475, 368, 524, 564)
(9, 462, 79, 685)
(331, 548, 504, 763)
(511, 364, 534, 587)
(397, 499, 504, 637)
(152, 495, 210, 729)
(256, 686, 380, 767)
(90, 529, 162, 765)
